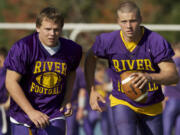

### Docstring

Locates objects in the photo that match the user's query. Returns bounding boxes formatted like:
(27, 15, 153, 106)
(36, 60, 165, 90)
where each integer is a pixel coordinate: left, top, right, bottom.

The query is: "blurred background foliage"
(0, 0, 180, 50)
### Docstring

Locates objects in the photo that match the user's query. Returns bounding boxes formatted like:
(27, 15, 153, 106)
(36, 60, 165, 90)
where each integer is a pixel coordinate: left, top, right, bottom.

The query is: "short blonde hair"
(36, 7, 64, 28)
(117, 1, 141, 19)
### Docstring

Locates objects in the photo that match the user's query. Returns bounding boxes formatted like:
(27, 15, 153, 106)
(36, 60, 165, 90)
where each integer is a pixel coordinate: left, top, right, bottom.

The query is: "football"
(36, 72, 61, 88)
(120, 71, 148, 103)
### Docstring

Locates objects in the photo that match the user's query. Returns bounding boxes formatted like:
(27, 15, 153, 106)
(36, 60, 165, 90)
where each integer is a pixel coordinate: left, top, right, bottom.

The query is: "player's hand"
(27, 109, 49, 128)
(89, 86, 106, 112)
(131, 72, 152, 89)
(60, 102, 73, 117)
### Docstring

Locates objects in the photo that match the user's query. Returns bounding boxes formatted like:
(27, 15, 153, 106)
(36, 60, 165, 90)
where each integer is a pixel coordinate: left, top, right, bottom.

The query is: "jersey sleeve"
(70, 45, 82, 71)
(4, 41, 29, 75)
(91, 34, 109, 58)
(150, 35, 174, 64)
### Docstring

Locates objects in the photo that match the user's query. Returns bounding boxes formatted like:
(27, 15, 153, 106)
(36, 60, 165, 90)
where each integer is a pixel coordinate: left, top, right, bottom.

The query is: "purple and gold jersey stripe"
(110, 95, 162, 116)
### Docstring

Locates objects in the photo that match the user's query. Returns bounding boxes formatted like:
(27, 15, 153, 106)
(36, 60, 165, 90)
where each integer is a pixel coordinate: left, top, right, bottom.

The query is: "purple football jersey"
(0, 67, 8, 103)
(4, 32, 82, 126)
(164, 57, 180, 98)
(92, 27, 174, 107)
(71, 67, 86, 102)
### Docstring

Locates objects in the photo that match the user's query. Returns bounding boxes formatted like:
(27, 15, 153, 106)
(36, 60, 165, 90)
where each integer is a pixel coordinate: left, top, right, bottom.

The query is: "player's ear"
(36, 27, 40, 33)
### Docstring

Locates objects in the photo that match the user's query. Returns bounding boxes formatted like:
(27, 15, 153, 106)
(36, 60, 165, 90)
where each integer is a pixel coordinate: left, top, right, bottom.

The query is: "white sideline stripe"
(1, 23, 180, 41)
(0, 23, 180, 31)
(121, 76, 134, 84)
(134, 92, 148, 102)
(0, 106, 7, 134)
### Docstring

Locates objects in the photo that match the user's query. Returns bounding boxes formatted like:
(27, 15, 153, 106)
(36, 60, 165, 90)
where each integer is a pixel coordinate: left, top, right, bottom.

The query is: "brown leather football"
(120, 71, 148, 103)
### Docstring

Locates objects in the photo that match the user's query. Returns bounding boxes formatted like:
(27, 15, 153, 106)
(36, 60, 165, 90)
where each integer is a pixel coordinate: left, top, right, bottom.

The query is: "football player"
(4, 7, 82, 135)
(85, 1, 179, 135)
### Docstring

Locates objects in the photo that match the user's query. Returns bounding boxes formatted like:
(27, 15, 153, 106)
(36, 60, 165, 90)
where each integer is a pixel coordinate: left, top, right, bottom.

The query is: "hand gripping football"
(120, 71, 148, 103)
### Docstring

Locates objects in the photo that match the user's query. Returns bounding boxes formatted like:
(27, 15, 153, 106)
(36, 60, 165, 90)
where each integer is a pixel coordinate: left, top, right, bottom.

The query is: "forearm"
(6, 80, 34, 114)
(84, 49, 97, 94)
(5, 70, 34, 115)
(150, 73, 178, 85)
(62, 71, 76, 105)
(150, 60, 179, 85)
